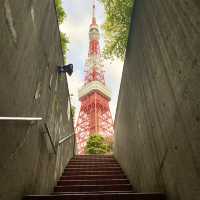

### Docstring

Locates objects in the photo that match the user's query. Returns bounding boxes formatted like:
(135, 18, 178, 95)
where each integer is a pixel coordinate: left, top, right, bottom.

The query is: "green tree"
(85, 134, 108, 154)
(71, 105, 76, 120)
(60, 32, 69, 62)
(55, 0, 66, 24)
(104, 136, 113, 153)
(100, 0, 135, 59)
(55, 0, 69, 63)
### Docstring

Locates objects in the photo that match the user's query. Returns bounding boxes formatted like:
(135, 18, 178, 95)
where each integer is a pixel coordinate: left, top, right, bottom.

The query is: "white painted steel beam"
(78, 81, 111, 100)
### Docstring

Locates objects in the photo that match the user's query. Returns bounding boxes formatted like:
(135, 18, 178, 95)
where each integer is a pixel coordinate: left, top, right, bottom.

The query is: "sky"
(60, 0, 124, 121)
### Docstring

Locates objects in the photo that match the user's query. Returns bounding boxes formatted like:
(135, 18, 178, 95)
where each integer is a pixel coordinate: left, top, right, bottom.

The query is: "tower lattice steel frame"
(75, 1, 114, 154)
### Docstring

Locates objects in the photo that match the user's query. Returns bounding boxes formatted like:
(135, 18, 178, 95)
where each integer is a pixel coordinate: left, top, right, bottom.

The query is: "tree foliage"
(85, 134, 112, 155)
(100, 0, 134, 59)
(60, 32, 69, 61)
(55, 0, 66, 24)
(55, 0, 69, 63)
(71, 105, 76, 120)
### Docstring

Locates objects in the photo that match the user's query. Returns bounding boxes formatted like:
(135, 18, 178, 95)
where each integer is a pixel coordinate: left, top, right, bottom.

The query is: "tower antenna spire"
(93, 0, 96, 18)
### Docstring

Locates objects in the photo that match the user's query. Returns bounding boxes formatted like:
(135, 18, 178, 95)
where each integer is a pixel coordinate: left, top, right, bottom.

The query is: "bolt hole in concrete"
(174, 146, 178, 151)
(163, 103, 166, 107)
(196, 116, 200, 122)
(192, 58, 198, 68)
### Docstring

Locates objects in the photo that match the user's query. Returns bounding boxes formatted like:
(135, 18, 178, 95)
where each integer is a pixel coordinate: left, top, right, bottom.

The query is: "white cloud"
(104, 58, 124, 117)
(60, 18, 89, 51)
(105, 58, 124, 84)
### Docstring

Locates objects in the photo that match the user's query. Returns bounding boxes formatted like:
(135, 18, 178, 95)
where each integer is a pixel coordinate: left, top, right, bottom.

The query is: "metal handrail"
(0, 117, 75, 154)
(0, 117, 42, 121)
(59, 133, 75, 145)
(44, 123, 57, 154)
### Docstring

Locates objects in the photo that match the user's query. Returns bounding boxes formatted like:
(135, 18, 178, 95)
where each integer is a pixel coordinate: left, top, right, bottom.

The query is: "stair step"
(71, 159, 115, 162)
(60, 174, 126, 180)
(24, 192, 166, 200)
(69, 160, 117, 162)
(53, 191, 134, 194)
(63, 170, 123, 175)
(57, 179, 129, 186)
(54, 184, 132, 192)
(74, 155, 113, 157)
(65, 167, 121, 171)
(75, 155, 113, 157)
(67, 166, 119, 169)
(67, 163, 120, 167)
(73, 156, 114, 159)
(72, 157, 115, 159)
(68, 162, 117, 165)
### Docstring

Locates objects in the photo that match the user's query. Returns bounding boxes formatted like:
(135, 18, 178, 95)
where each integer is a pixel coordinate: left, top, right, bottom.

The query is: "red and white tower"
(75, 1, 114, 155)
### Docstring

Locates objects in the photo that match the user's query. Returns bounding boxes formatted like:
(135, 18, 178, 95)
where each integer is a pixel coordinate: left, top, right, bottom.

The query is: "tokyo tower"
(75, 0, 114, 155)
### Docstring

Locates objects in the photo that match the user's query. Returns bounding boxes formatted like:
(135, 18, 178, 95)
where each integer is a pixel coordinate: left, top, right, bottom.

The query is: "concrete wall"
(114, 0, 200, 200)
(0, 1, 75, 200)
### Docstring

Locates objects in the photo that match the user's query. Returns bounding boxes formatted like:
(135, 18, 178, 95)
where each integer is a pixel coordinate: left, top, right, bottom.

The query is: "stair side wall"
(0, 1, 75, 200)
(114, 0, 200, 200)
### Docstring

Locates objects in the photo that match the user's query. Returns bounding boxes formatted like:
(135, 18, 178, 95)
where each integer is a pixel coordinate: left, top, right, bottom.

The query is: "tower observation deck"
(75, 0, 114, 154)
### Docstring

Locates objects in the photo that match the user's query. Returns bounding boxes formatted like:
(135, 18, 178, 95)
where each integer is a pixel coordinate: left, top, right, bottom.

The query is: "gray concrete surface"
(114, 0, 200, 200)
(0, 1, 75, 200)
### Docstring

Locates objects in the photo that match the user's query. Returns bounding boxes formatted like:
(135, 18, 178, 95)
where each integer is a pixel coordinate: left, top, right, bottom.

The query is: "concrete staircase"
(24, 155, 165, 200)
